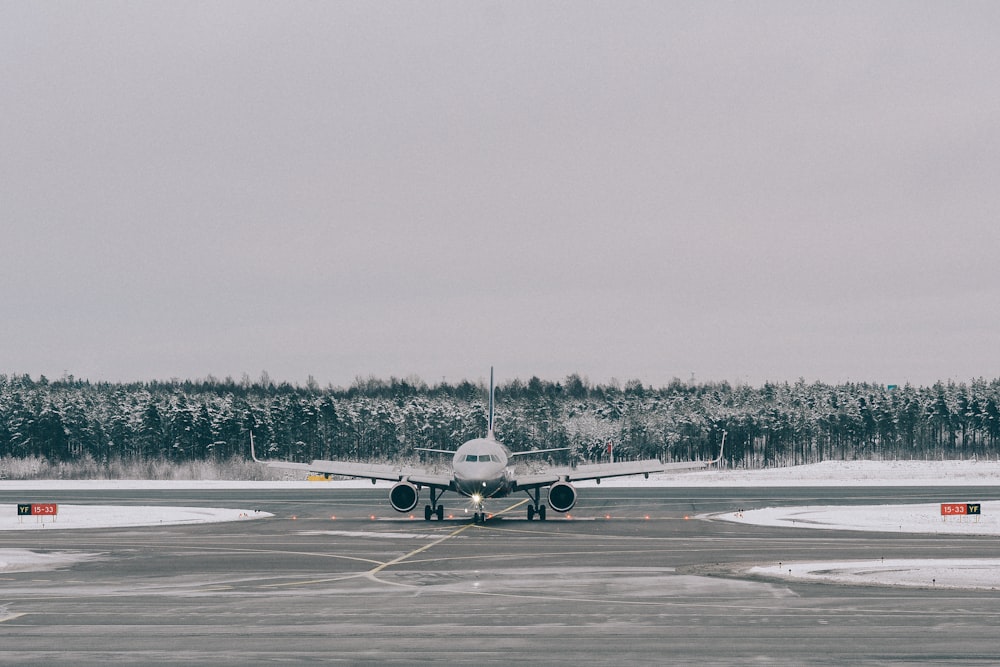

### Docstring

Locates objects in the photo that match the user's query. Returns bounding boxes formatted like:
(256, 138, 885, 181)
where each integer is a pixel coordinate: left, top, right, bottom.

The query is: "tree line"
(2, 373, 1000, 476)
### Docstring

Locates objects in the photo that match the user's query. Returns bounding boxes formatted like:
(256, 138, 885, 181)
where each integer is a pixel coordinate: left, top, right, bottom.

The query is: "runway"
(2, 486, 1000, 665)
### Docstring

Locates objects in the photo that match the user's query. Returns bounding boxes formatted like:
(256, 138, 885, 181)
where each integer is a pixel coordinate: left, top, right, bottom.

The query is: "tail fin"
(487, 367, 495, 438)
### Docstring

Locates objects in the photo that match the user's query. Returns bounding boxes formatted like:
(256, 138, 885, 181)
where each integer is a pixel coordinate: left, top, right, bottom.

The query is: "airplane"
(251, 369, 724, 522)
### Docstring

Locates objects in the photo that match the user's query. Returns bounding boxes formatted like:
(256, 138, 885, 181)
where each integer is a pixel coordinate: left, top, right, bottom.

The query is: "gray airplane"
(251, 369, 723, 522)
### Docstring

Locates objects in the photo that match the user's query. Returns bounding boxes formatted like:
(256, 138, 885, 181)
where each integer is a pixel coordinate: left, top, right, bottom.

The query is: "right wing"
(512, 458, 666, 491)
(512, 434, 725, 491)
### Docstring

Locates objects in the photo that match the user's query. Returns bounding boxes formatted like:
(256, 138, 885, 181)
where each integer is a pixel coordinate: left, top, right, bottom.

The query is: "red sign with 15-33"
(17, 503, 58, 516)
(940, 503, 981, 515)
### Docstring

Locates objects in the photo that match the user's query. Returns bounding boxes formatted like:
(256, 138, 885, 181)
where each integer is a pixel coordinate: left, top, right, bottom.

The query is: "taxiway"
(1, 486, 999, 665)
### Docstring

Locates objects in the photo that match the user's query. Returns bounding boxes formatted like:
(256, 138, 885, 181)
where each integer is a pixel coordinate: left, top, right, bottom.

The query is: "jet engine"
(389, 481, 419, 513)
(547, 481, 577, 513)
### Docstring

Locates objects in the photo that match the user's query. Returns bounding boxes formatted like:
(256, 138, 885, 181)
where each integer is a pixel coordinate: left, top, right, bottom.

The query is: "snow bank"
(715, 501, 1000, 535)
(750, 559, 1000, 590)
(1, 504, 272, 531)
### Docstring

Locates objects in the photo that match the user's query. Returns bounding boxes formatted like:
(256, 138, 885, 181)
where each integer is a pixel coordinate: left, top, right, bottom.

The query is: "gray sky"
(3, 2, 999, 389)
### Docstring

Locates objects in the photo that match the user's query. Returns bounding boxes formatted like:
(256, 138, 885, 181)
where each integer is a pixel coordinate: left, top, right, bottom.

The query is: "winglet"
(487, 366, 495, 439)
(707, 430, 726, 466)
(250, 431, 263, 463)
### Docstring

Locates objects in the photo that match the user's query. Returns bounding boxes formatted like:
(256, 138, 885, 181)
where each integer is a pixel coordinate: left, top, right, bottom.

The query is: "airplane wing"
(262, 458, 455, 490)
(512, 459, 665, 491)
(251, 435, 454, 490)
(512, 436, 725, 491)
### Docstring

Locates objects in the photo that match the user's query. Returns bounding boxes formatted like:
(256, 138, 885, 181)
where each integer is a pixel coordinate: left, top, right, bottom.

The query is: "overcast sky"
(3, 2, 999, 389)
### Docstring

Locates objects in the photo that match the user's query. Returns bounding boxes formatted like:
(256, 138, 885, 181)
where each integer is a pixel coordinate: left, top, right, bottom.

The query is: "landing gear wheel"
(527, 505, 536, 521)
(436, 505, 444, 521)
(424, 505, 432, 521)
(538, 505, 547, 521)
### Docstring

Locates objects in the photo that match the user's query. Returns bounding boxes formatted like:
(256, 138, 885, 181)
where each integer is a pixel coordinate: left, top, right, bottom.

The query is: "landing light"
(471, 493, 483, 505)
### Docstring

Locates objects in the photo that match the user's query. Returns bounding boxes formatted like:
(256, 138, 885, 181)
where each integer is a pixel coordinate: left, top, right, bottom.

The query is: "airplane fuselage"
(451, 434, 513, 500)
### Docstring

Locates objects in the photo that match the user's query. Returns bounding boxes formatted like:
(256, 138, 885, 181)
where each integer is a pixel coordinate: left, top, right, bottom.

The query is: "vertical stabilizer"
(487, 367, 495, 438)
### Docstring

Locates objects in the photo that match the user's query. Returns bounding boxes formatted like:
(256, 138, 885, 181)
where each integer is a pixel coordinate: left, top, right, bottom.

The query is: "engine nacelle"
(547, 481, 577, 513)
(389, 481, 419, 513)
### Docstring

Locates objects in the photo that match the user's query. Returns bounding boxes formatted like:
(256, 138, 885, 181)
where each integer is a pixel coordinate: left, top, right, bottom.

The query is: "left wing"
(251, 435, 453, 490)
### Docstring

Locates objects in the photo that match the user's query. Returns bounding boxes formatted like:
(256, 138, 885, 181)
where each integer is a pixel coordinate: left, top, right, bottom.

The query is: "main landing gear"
(423, 488, 445, 521)
(525, 487, 548, 521)
(526, 504, 547, 521)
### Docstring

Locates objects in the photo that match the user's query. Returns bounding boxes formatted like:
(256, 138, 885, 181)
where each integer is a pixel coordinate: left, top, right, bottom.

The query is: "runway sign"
(17, 503, 59, 516)
(940, 503, 980, 515)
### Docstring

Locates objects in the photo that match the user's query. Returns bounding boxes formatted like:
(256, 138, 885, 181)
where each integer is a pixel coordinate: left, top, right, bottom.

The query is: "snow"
(695, 461, 1000, 590)
(749, 559, 1000, 590)
(0, 548, 99, 573)
(1, 504, 271, 531)
(4, 458, 1000, 491)
(3, 459, 1000, 589)
(0, 503, 272, 573)
(643, 458, 1000, 487)
(714, 501, 1000, 536)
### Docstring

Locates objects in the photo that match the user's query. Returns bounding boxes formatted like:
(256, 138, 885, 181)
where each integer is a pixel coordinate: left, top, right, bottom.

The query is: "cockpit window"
(464, 454, 498, 462)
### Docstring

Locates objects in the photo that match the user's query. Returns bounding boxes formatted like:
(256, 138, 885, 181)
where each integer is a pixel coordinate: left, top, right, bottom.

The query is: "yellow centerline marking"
(260, 499, 530, 589)
(365, 499, 529, 581)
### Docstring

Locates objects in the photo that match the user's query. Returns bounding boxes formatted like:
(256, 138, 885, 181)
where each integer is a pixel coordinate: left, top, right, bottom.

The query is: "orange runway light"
(644, 515, 650, 520)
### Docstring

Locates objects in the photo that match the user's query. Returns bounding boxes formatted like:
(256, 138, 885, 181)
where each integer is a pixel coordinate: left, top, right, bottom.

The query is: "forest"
(2, 372, 1000, 479)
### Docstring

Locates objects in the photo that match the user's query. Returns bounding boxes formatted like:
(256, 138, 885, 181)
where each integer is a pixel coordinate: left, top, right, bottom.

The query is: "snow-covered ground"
(690, 460, 1000, 591)
(1, 504, 271, 532)
(749, 558, 1000, 590)
(3, 458, 1000, 491)
(650, 458, 1000, 487)
(3, 460, 999, 588)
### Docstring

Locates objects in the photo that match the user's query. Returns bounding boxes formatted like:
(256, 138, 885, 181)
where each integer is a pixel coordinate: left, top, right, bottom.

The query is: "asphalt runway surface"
(2, 486, 1000, 666)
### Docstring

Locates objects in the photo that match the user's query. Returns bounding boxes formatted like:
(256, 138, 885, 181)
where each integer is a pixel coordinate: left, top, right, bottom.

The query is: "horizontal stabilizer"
(414, 447, 456, 455)
(563, 459, 666, 482)
(508, 447, 571, 458)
